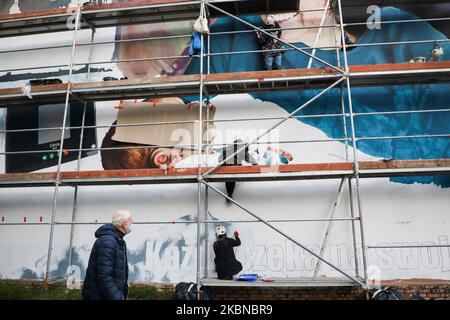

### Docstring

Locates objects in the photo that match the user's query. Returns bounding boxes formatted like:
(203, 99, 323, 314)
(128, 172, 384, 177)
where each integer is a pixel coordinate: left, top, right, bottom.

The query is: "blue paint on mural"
(183, 7, 450, 187)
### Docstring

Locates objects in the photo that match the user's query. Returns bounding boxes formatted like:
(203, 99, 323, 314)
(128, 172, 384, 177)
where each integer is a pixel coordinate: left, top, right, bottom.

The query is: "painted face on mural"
(103, 20, 218, 173)
(100, 137, 195, 171)
(116, 22, 194, 79)
(151, 147, 191, 169)
(114, 0, 340, 80)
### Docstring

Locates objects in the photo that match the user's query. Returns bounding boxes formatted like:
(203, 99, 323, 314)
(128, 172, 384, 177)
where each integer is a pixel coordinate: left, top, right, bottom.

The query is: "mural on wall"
(0, 0, 449, 283)
(178, 2, 450, 187)
(0, 0, 76, 14)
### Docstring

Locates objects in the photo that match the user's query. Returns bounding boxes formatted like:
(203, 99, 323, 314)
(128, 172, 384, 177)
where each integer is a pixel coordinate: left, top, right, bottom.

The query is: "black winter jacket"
(213, 236, 242, 278)
(256, 22, 285, 57)
(82, 224, 129, 300)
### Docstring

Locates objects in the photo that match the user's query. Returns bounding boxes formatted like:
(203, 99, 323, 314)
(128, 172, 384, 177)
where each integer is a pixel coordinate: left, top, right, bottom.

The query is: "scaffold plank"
(334, 0, 450, 8)
(0, 159, 448, 188)
(1, 62, 450, 107)
(0, 0, 301, 38)
(0, 172, 56, 187)
(201, 277, 359, 287)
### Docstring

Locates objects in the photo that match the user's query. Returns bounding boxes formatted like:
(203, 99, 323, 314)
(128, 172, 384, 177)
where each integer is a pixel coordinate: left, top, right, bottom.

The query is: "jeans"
(264, 53, 282, 70)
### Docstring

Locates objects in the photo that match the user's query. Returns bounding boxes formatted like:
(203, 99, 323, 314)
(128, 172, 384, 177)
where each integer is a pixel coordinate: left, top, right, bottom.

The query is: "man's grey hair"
(112, 210, 132, 226)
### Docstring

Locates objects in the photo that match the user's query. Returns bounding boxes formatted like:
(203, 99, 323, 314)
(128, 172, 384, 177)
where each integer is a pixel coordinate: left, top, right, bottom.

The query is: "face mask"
(126, 224, 133, 234)
(122, 222, 132, 234)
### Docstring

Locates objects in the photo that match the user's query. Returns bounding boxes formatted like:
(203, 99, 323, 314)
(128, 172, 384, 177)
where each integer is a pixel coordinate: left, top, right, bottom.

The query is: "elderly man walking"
(82, 210, 133, 300)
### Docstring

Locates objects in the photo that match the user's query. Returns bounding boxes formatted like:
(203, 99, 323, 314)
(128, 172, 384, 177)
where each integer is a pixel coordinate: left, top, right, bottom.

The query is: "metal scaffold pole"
(307, 0, 331, 69)
(44, 4, 82, 285)
(313, 177, 347, 278)
(337, 0, 369, 291)
(196, 0, 206, 300)
(66, 23, 97, 281)
(340, 86, 361, 279)
(203, 185, 209, 279)
(204, 15, 211, 280)
(333, 17, 360, 278)
(203, 181, 365, 287)
(308, 0, 359, 280)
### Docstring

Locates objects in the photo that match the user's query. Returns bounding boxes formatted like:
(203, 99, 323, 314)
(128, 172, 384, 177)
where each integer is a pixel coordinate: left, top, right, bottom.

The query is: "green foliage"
(0, 280, 175, 300)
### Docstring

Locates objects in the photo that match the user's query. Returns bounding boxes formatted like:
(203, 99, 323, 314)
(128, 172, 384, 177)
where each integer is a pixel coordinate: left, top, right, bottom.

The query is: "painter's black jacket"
(256, 21, 285, 58)
(213, 236, 242, 278)
(82, 223, 129, 300)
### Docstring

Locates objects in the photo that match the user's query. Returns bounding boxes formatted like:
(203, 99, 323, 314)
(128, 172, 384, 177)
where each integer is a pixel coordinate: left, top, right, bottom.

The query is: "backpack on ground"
(372, 287, 403, 300)
(175, 282, 213, 300)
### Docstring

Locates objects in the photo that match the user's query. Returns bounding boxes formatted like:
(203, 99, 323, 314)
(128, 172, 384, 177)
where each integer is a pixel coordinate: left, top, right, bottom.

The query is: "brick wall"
(207, 283, 450, 300)
(209, 286, 362, 300)
(127, 280, 450, 300)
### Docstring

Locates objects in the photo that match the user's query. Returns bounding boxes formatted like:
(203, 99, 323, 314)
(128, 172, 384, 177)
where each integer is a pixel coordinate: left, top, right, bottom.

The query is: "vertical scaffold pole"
(196, 0, 206, 300)
(45, 4, 82, 285)
(332, 8, 360, 278)
(337, 0, 369, 291)
(204, 14, 211, 279)
(340, 86, 360, 279)
(66, 24, 96, 281)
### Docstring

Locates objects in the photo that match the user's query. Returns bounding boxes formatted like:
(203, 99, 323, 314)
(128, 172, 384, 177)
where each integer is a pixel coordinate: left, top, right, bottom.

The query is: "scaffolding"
(0, 0, 449, 296)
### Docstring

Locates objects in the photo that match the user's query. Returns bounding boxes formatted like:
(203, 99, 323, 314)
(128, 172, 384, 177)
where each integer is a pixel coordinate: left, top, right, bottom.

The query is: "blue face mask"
(126, 224, 132, 234)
